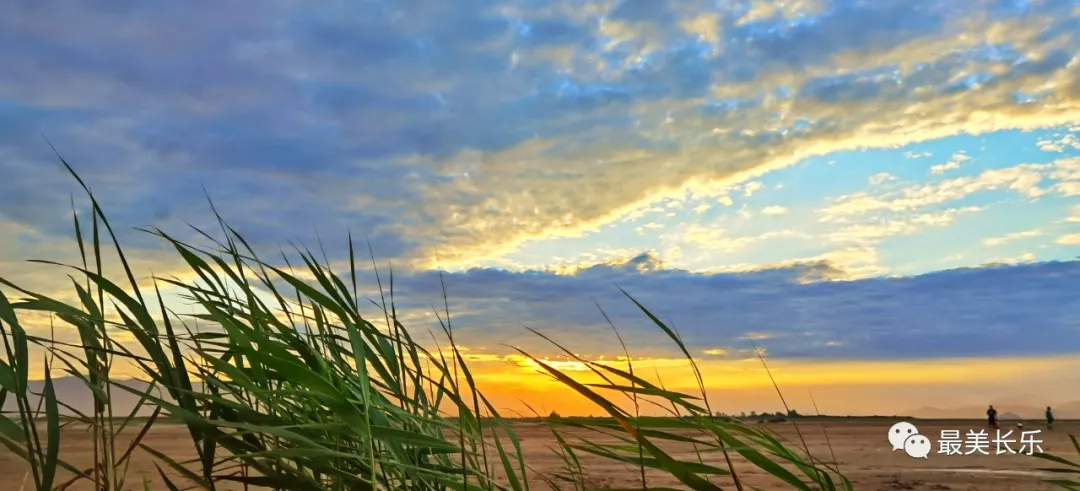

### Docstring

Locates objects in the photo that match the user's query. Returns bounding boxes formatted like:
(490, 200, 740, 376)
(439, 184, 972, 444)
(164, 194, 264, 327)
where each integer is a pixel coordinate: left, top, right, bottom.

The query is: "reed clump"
(0, 158, 850, 490)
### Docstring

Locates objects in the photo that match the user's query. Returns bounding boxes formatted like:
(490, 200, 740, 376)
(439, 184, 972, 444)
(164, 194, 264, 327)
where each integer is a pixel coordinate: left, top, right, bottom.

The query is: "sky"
(3, 0, 1080, 417)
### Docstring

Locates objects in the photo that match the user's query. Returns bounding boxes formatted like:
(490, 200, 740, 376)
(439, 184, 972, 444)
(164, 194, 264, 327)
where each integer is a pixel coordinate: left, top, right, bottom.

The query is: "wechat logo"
(888, 421, 931, 459)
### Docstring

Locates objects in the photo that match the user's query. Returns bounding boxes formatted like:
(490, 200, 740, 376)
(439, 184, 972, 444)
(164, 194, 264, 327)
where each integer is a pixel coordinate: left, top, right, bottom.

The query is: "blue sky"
(4, 0, 1080, 412)
(488, 127, 1080, 276)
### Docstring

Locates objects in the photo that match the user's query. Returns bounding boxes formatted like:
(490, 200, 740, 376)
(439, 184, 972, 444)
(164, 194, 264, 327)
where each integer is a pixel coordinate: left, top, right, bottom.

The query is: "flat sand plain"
(0, 420, 1070, 490)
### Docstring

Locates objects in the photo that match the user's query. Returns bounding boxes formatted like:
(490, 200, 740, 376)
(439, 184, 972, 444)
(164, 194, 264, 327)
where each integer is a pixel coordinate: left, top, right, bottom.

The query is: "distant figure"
(1047, 406, 1055, 430)
(987, 405, 999, 429)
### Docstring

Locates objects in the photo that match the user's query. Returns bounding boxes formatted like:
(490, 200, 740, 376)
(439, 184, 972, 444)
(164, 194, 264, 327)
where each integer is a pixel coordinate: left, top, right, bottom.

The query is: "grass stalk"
(0, 157, 850, 491)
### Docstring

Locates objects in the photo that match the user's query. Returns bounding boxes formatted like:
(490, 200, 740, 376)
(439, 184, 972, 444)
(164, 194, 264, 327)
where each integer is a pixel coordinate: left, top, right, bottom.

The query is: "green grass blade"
(40, 359, 61, 491)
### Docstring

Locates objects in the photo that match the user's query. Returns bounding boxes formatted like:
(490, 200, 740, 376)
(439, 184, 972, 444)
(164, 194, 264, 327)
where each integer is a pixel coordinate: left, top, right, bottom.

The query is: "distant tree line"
(713, 409, 802, 418)
(544, 409, 805, 419)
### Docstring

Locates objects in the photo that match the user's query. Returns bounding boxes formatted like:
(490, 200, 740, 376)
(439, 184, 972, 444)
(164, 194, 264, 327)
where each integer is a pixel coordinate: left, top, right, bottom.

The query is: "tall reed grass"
(0, 159, 852, 490)
(1033, 435, 1080, 489)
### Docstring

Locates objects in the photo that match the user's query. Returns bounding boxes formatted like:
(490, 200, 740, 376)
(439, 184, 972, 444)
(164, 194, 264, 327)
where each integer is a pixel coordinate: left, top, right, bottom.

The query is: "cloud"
(700, 347, 760, 359)
(1066, 204, 1080, 223)
(633, 221, 665, 234)
(681, 225, 800, 252)
(378, 254, 1080, 361)
(929, 150, 971, 175)
(982, 251, 1037, 265)
(820, 158, 1080, 219)
(983, 229, 1044, 246)
(868, 172, 896, 185)
(1038, 132, 1080, 153)
(7, 210, 1080, 385)
(1055, 233, 1080, 245)
(1, 0, 1080, 272)
(761, 205, 788, 215)
(827, 206, 983, 245)
(743, 181, 765, 197)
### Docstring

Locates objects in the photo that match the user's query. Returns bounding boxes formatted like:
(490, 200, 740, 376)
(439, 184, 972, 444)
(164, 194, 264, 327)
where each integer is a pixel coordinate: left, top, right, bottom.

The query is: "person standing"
(1047, 406, 1055, 430)
(987, 405, 999, 429)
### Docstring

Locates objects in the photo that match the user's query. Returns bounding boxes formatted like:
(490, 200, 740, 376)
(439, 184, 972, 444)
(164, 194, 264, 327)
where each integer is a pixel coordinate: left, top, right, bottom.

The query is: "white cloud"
(634, 222, 666, 234)
(868, 172, 896, 186)
(982, 229, 1044, 247)
(735, 0, 826, 26)
(983, 252, 1037, 266)
(743, 181, 764, 197)
(708, 246, 886, 281)
(822, 160, 1058, 219)
(1066, 204, 1080, 223)
(682, 226, 801, 253)
(929, 150, 971, 175)
(1056, 234, 1080, 245)
(761, 205, 789, 215)
(827, 207, 982, 245)
(1038, 133, 1080, 153)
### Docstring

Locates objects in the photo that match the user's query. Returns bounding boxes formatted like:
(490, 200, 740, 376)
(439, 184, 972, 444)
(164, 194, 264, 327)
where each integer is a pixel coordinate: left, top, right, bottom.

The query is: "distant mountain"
(4, 377, 177, 417)
(9, 377, 1080, 421)
(904, 400, 1080, 420)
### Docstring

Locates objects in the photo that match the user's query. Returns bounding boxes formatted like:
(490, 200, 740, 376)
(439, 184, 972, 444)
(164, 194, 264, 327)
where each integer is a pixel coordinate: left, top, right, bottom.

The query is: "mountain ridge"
(8, 377, 1077, 420)
(903, 400, 1080, 420)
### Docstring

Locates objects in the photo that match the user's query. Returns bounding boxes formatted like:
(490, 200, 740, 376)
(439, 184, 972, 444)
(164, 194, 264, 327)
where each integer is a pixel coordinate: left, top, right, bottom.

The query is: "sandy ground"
(0, 420, 1072, 490)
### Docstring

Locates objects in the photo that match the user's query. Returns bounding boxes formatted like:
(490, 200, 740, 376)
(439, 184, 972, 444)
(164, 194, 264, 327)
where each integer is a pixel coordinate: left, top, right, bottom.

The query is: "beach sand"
(0, 420, 1069, 490)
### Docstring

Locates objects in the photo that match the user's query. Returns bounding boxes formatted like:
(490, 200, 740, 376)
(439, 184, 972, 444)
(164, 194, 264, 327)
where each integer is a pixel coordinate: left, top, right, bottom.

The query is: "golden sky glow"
(459, 354, 1080, 417)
